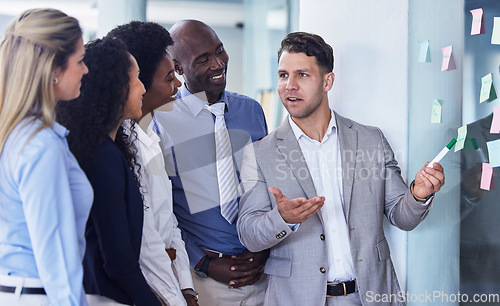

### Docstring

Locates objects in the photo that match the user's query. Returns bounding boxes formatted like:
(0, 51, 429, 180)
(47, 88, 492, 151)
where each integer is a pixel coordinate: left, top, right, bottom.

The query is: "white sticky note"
(492, 17, 500, 45)
(431, 100, 442, 123)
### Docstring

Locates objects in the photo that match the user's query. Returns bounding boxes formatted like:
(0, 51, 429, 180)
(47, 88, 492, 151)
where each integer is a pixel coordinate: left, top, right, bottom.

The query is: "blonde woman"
(0, 9, 91, 305)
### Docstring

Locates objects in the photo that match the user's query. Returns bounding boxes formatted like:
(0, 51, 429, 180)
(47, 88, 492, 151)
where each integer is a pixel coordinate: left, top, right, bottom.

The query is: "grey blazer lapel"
(275, 118, 317, 200)
(336, 112, 357, 221)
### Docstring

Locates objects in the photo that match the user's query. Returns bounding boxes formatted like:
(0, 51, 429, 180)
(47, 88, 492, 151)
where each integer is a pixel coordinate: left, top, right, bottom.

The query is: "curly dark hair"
(278, 32, 334, 74)
(55, 38, 141, 184)
(106, 21, 173, 90)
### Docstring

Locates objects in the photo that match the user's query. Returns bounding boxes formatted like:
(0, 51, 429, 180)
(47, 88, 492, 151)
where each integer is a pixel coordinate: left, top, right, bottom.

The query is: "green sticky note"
(479, 73, 497, 103)
(455, 125, 467, 152)
(431, 100, 442, 123)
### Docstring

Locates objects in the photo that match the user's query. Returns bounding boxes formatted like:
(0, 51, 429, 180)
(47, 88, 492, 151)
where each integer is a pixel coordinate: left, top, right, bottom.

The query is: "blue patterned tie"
(205, 102, 239, 223)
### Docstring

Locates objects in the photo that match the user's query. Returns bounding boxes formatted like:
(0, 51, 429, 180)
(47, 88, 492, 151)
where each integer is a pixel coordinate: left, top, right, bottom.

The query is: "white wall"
(299, 0, 410, 291)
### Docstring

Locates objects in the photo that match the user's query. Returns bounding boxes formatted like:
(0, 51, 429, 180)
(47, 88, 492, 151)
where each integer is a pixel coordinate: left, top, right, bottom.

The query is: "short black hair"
(106, 21, 173, 90)
(278, 32, 334, 74)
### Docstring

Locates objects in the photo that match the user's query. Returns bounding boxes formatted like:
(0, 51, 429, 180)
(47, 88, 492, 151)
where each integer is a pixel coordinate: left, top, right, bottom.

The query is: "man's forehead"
(279, 52, 318, 69)
(175, 31, 222, 58)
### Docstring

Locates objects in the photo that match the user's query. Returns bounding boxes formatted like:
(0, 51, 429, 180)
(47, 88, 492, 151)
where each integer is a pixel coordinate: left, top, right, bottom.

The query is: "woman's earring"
(53, 77, 59, 85)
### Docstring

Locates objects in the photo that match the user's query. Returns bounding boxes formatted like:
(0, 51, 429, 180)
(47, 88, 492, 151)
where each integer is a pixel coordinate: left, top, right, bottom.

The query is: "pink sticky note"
(480, 163, 493, 190)
(441, 46, 456, 71)
(470, 8, 485, 35)
(491, 106, 500, 134)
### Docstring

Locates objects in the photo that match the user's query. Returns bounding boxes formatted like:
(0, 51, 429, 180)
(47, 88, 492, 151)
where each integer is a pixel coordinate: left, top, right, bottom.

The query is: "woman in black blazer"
(56, 38, 161, 306)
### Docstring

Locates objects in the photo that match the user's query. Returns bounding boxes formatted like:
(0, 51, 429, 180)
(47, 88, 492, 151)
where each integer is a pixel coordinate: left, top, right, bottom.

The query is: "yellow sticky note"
(455, 125, 467, 152)
(431, 100, 442, 123)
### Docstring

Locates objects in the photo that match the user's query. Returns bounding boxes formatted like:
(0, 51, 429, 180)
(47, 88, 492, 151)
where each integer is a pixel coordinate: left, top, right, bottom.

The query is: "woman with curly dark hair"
(56, 38, 161, 306)
(107, 21, 199, 306)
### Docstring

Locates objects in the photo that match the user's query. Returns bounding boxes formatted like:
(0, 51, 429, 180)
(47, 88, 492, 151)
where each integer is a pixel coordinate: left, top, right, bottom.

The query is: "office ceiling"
(0, 0, 248, 29)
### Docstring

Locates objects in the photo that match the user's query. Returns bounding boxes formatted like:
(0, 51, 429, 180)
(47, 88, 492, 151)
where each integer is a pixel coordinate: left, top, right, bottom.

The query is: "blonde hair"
(0, 8, 82, 156)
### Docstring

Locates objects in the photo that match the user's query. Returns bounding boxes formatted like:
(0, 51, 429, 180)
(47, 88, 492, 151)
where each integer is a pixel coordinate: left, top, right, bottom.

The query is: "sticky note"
(441, 46, 456, 71)
(491, 106, 500, 134)
(418, 40, 430, 63)
(431, 100, 442, 123)
(492, 17, 500, 45)
(479, 73, 497, 103)
(486, 139, 500, 167)
(480, 163, 493, 190)
(470, 8, 485, 35)
(455, 125, 467, 152)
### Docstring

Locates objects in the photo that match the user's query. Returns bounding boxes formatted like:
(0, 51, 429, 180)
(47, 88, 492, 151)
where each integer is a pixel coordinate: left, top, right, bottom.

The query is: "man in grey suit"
(237, 32, 446, 306)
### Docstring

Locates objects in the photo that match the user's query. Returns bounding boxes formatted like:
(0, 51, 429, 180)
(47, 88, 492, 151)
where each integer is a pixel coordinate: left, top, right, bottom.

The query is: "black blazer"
(83, 137, 160, 306)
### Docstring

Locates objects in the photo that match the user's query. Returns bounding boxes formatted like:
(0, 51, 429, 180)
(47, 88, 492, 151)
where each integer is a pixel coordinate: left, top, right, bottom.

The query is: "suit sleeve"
(378, 128, 433, 231)
(237, 143, 293, 252)
(88, 148, 160, 306)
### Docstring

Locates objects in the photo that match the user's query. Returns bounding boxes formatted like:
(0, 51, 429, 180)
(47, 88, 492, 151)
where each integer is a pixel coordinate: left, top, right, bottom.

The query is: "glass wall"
(407, 1, 463, 304)
(408, 0, 500, 305)
(460, 0, 500, 304)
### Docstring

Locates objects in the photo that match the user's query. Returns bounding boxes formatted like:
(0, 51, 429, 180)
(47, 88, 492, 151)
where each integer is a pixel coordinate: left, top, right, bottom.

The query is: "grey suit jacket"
(237, 112, 433, 306)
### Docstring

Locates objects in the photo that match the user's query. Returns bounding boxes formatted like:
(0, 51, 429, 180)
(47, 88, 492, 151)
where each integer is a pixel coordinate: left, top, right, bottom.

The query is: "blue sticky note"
(486, 139, 500, 167)
(418, 40, 430, 63)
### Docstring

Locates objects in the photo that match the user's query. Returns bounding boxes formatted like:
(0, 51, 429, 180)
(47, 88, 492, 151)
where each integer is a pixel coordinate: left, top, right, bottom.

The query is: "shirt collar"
(180, 84, 229, 117)
(288, 110, 337, 142)
(121, 119, 159, 148)
(136, 123, 160, 148)
(53, 121, 69, 138)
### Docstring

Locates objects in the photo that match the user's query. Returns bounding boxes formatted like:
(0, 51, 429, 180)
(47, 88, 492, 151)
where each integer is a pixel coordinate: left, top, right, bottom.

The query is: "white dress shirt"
(289, 112, 356, 282)
(133, 122, 194, 306)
